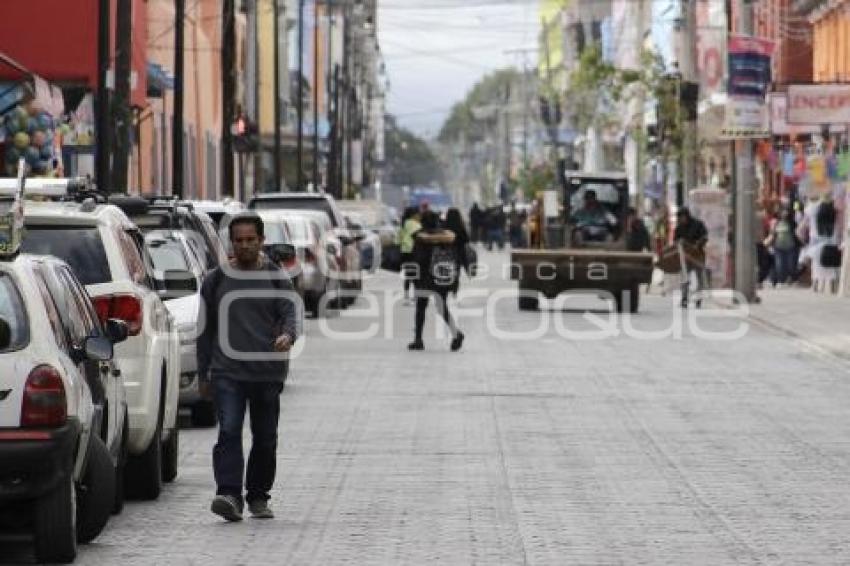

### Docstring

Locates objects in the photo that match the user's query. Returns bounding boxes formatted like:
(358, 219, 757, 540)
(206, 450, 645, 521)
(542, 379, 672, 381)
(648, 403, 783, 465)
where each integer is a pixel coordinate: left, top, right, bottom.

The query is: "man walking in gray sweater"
(197, 213, 299, 522)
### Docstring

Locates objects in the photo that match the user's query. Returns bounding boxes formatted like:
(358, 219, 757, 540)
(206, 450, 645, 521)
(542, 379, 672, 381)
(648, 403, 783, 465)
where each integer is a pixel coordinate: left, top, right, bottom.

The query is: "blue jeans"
(213, 376, 283, 504)
(773, 248, 797, 284)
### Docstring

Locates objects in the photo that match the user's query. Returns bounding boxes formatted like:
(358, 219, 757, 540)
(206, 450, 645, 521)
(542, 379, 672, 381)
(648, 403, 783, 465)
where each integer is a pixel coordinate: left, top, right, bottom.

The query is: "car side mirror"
(266, 243, 296, 264)
(0, 317, 11, 350)
(159, 269, 198, 298)
(83, 335, 113, 362)
(104, 318, 129, 345)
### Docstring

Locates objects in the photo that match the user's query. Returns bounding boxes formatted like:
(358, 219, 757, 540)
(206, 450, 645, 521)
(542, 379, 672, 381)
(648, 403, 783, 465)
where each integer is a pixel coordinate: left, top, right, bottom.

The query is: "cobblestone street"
(4, 252, 833, 565)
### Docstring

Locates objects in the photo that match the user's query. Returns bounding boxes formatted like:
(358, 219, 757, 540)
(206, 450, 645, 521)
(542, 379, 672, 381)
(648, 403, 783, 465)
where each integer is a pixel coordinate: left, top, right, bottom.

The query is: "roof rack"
(0, 176, 103, 203)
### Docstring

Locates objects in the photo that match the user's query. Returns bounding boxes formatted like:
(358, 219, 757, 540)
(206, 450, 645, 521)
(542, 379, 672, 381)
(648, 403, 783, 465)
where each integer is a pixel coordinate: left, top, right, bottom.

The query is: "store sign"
(720, 98, 769, 139)
(768, 93, 821, 135)
(727, 35, 775, 99)
(787, 84, 850, 125)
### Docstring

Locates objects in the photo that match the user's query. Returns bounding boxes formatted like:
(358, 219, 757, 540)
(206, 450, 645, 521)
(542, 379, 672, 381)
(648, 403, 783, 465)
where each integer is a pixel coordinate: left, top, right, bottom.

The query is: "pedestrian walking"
(674, 207, 709, 308)
(444, 207, 473, 293)
(408, 211, 464, 352)
(624, 207, 651, 252)
(486, 205, 506, 251)
(469, 202, 483, 244)
(397, 206, 422, 304)
(763, 207, 798, 286)
(197, 213, 299, 522)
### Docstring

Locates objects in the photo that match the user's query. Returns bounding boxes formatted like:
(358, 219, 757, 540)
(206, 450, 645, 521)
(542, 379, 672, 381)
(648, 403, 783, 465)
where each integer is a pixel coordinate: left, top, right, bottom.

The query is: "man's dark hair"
(584, 190, 597, 201)
(228, 213, 265, 240)
(677, 207, 691, 219)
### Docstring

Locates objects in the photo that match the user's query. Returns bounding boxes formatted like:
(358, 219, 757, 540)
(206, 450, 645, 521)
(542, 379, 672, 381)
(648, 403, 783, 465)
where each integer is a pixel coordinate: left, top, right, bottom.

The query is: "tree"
(438, 68, 522, 143)
(384, 115, 443, 187)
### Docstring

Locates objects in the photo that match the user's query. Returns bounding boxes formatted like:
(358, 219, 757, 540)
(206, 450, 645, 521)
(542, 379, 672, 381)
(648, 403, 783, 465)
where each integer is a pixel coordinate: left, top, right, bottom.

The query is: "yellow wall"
(539, 0, 568, 85)
(257, 0, 276, 136)
(814, 5, 850, 82)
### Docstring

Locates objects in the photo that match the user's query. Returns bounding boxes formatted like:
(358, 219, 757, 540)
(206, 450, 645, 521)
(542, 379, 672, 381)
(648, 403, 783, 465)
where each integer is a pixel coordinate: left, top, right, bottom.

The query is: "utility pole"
(733, 0, 758, 302)
(273, 0, 282, 191)
(222, 0, 236, 197)
(112, 0, 132, 193)
(326, 0, 335, 196)
(678, 0, 699, 207)
(297, 0, 305, 191)
(313, 0, 320, 191)
(96, 0, 111, 193)
(172, 0, 185, 197)
(343, 2, 352, 197)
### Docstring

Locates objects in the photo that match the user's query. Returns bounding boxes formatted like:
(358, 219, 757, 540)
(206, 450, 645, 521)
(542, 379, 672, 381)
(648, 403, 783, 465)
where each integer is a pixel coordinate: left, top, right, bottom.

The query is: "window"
(22, 226, 112, 285)
(31, 266, 66, 351)
(42, 265, 92, 348)
(0, 273, 29, 352)
(147, 238, 191, 272)
(116, 229, 149, 286)
(57, 267, 99, 337)
(250, 197, 338, 227)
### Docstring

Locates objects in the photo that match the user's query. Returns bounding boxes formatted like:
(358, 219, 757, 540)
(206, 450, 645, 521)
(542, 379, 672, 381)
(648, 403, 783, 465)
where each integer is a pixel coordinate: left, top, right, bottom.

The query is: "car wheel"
(191, 400, 217, 427)
(161, 426, 179, 483)
(34, 469, 76, 563)
(125, 409, 163, 501)
(112, 415, 129, 514)
(77, 436, 116, 543)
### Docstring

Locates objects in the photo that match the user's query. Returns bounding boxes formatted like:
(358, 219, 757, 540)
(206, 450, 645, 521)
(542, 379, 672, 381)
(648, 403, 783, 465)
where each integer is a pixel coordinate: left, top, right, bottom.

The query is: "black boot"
(450, 332, 464, 352)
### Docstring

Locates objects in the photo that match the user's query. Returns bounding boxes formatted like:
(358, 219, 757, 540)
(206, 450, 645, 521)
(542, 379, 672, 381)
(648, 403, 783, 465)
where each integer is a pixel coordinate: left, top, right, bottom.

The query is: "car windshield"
(284, 218, 310, 242)
(21, 226, 112, 285)
(0, 273, 29, 352)
(250, 198, 337, 227)
(146, 238, 191, 272)
(263, 221, 291, 245)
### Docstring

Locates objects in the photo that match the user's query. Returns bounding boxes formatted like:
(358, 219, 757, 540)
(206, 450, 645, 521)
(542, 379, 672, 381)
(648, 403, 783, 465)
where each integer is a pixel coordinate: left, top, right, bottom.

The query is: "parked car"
(114, 196, 226, 272)
(336, 199, 397, 248)
(144, 230, 212, 427)
(247, 193, 364, 299)
(0, 176, 130, 562)
(187, 198, 245, 230)
(342, 211, 382, 273)
(276, 209, 352, 307)
(20, 192, 181, 501)
(258, 211, 341, 316)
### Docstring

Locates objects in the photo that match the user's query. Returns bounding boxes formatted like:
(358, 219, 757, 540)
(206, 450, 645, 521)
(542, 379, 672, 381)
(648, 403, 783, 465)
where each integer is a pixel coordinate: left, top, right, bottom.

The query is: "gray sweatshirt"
(197, 260, 298, 382)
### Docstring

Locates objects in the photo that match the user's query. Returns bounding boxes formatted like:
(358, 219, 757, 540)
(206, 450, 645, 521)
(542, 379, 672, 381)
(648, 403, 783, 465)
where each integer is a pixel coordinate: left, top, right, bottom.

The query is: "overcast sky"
(378, 0, 540, 139)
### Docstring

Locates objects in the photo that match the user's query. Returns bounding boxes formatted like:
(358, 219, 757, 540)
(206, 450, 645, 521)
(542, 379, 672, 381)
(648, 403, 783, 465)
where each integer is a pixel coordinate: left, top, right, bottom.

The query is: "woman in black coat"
(444, 208, 471, 295)
(408, 211, 464, 352)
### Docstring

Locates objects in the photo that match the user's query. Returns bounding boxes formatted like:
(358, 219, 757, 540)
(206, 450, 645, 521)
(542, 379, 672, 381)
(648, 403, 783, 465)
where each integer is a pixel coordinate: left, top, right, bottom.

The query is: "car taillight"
(93, 294, 143, 335)
(283, 256, 299, 270)
(21, 365, 66, 428)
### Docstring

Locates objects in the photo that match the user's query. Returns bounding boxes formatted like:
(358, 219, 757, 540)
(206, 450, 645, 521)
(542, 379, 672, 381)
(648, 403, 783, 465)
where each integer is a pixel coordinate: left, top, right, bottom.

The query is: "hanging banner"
(696, 0, 728, 100)
(787, 84, 850, 125)
(720, 98, 769, 139)
(727, 35, 775, 99)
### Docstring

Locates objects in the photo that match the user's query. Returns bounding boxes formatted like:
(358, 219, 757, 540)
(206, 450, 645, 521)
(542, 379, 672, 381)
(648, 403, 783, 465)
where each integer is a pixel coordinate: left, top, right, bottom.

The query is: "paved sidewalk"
(749, 287, 850, 362)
